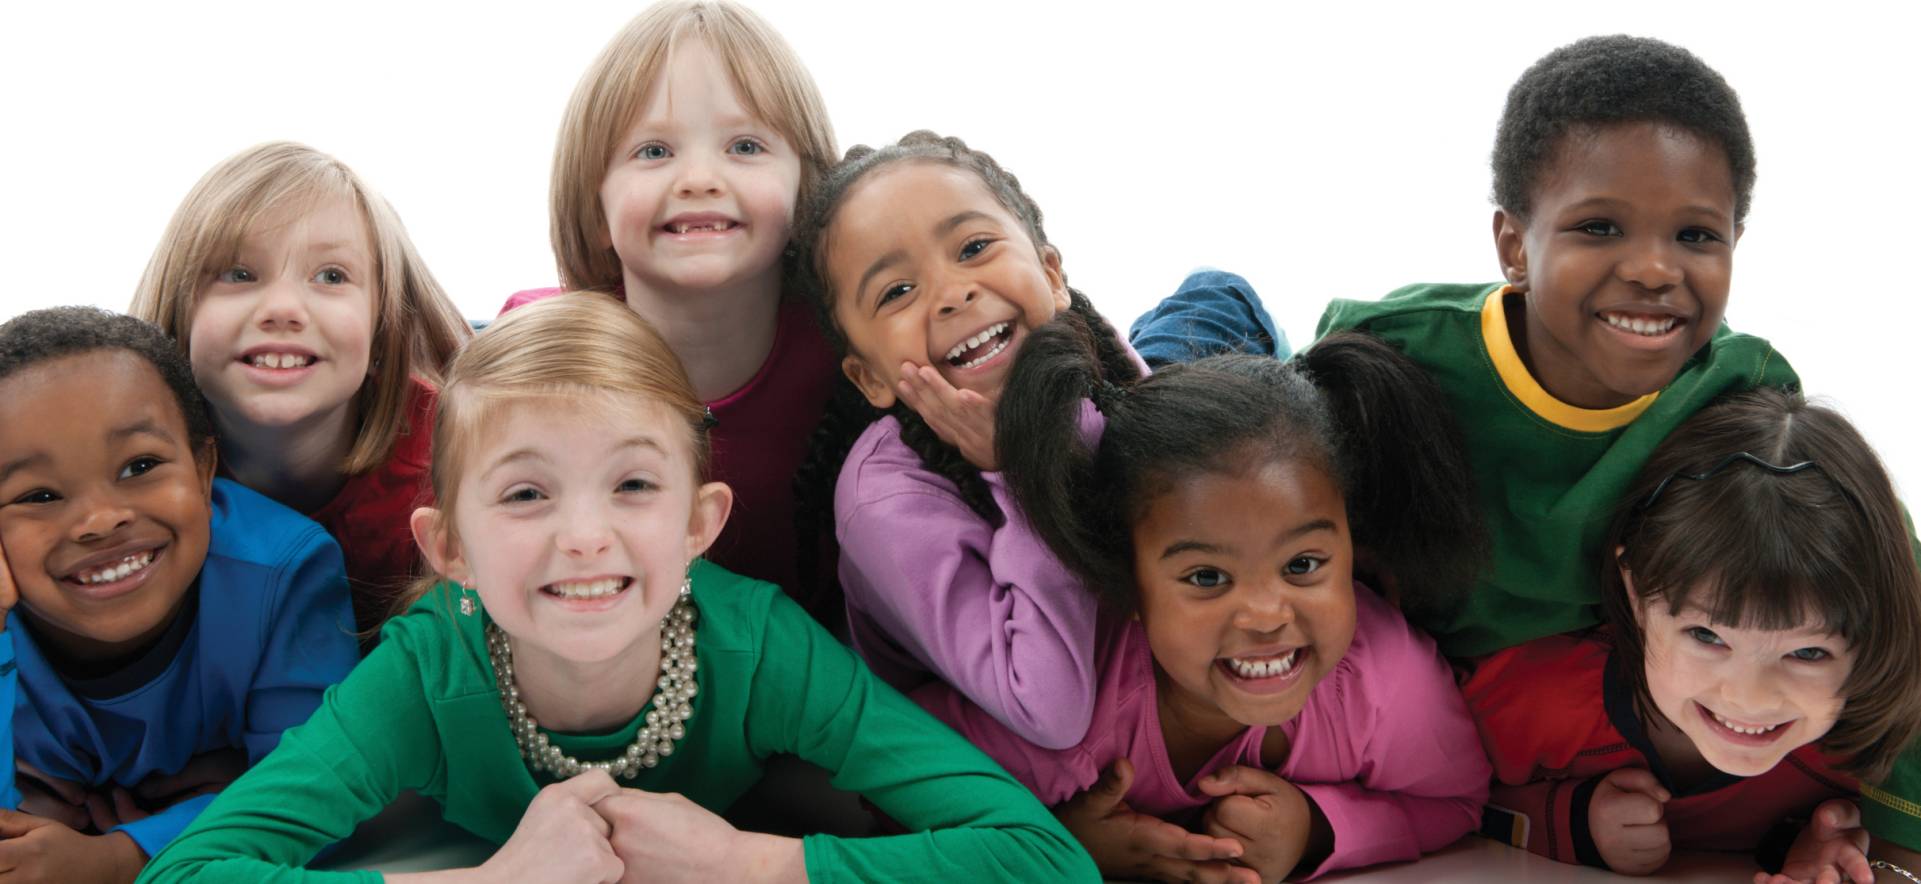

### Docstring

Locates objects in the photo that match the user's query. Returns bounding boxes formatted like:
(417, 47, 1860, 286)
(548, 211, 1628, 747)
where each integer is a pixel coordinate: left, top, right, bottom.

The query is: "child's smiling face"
(0, 351, 213, 661)
(188, 192, 377, 434)
(1132, 456, 1356, 735)
(823, 161, 1071, 409)
(1495, 121, 1737, 409)
(599, 39, 803, 297)
(1633, 586, 1852, 778)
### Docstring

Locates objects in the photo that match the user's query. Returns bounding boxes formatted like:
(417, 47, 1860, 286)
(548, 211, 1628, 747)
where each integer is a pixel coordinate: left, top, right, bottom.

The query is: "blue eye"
(617, 477, 656, 494)
(959, 238, 991, 260)
(728, 139, 764, 156)
(313, 268, 348, 285)
(1788, 647, 1833, 662)
(636, 143, 670, 161)
(1576, 220, 1621, 237)
(217, 266, 256, 284)
(1686, 626, 1726, 647)
(1284, 555, 1324, 576)
(502, 486, 544, 504)
(1183, 568, 1229, 589)
(119, 456, 162, 479)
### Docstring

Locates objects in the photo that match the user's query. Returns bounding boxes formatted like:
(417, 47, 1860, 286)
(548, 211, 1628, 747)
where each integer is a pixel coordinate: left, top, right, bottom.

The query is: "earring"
(680, 560, 698, 599)
(459, 583, 478, 616)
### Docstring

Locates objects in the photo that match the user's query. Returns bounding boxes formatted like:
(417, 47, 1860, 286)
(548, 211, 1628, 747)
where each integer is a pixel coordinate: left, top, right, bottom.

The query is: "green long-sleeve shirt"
(136, 559, 1098, 884)
(1319, 282, 1800, 658)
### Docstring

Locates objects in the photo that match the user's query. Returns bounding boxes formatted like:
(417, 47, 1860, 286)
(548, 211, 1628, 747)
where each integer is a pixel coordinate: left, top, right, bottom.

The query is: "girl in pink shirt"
(918, 323, 1494, 881)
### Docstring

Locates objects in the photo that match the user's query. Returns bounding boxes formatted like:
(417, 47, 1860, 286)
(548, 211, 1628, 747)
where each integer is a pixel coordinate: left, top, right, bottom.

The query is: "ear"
(685, 481, 735, 561)
(410, 506, 472, 585)
(194, 439, 219, 498)
(1041, 244, 1070, 311)
(1493, 209, 1529, 290)
(1732, 222, 1745, 248)
(842, 354, 896, 410)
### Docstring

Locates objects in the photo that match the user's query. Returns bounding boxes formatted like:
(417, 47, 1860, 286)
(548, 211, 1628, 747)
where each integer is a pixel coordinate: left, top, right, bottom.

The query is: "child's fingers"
(1601, 767, 1671, 803)
(0, 809, 57, 838)
(14, 763, 86, 807)
(111, 787, 148, 824)
(553, 768, 623, 807)
(0, 534, 16, 614)
(1815, 799, 1862, 835)
(1143, 854, 1258, 884)
(1198, 764, 1288, 798)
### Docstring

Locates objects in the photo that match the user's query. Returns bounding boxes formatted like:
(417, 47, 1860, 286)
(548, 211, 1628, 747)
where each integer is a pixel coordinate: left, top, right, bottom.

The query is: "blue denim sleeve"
(1127, 270, 1289, 368)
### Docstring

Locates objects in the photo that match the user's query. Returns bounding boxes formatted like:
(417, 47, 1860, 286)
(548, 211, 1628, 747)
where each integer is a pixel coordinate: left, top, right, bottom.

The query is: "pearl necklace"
(486, 592, 699, 780)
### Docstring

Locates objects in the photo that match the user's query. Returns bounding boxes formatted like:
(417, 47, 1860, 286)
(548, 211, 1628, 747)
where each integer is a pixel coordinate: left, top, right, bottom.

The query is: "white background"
(1, 1, 1914, 495)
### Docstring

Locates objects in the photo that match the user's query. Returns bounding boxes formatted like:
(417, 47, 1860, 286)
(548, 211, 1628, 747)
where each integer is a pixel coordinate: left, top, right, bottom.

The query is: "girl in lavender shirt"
(917, 323, 1494, 882)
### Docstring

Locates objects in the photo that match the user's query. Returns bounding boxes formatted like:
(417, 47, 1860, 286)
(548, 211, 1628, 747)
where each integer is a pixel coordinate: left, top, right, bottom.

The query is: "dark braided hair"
(1000, 318, 1488, 629)
(790, 131, 1138, 591)
(1493, 35, 1756, 224)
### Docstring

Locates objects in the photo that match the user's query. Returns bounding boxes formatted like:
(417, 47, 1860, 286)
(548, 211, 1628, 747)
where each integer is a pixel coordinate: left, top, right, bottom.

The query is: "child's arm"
(743, 590, 1101, 883)
(1274, 600, 1491, 878)
(836, 417, 1100, 750)
(135, 634, 443, 884)
(110, 527, 358, 863)
(1486, 768, 1672, 874)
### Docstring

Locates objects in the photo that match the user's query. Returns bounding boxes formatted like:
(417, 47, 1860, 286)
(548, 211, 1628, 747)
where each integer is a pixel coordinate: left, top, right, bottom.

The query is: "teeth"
(944, 323, 1010, 362)
(1603, 313, 1678, 336)
(1225, 648, 1301, 679)
(546, 577, 627, 599)
(670, 220, 734, 234)
(76, 551, 155, 585)
(1711, 711, 1782, 736)
(249, 353, 314, 369)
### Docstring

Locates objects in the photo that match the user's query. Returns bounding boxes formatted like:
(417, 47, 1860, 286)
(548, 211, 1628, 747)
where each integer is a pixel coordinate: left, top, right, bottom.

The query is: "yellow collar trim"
(1480, 285, 1657, 433)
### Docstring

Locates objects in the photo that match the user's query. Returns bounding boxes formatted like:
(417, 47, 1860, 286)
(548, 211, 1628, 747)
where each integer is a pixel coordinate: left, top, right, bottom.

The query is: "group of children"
(0, 3, 1917, 883)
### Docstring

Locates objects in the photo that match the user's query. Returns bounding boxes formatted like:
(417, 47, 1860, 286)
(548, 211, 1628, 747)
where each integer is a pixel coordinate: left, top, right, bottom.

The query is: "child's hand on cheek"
(0, 810, 146, 883)
(593, 788, 803, 884)
(0, 536, 16, 630)
(1753, 799, 1872, 884)
(1198, 765, 1332, 883)
(896, 362, 998, 471)
(1057, 759, 1256, 884)
(476, 770, 624, 884)
(1588, 767, 1672, 875)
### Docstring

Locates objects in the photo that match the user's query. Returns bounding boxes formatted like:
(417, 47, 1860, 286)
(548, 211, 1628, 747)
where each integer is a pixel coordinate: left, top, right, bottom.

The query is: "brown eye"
(1183, 568, 1228, 589)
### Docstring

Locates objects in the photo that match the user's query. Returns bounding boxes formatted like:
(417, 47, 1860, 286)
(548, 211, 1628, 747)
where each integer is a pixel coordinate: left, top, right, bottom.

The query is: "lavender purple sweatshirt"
(915, 584, 1490, 878)
(833, 403, 1105, 750)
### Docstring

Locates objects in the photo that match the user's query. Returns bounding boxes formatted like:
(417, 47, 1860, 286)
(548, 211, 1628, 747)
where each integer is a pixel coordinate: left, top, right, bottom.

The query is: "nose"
(1716, 664, 1782, 716)
(254, 274, 310, 332)
(71, 486, 135, 543)
(674, 152, 724, 199)
(1616, 235, 1683, 291)
(933, 270, 979, 317)
(1231, 578, 1294, 635)
(554, 498, 613, 559)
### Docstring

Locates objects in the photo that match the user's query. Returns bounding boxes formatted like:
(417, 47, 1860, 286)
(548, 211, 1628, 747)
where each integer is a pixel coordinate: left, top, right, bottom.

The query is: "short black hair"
(1493, 35, 1756, 224)
(0, 306, 216, 455)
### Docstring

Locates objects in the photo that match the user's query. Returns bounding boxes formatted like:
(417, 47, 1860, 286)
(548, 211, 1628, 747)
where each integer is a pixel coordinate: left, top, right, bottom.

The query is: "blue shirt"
(8, 478, 356, 857)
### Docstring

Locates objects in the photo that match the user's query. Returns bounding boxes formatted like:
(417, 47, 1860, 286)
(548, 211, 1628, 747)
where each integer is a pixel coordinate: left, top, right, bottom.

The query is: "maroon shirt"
(501, 288, 839, 616)
(308, 377, 436, 636)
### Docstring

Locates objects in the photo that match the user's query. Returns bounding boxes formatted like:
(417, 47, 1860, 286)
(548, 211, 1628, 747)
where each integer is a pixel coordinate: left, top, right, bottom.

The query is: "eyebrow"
(1561, 196, 1732, 222)
(109, 417, 179, 447)
(0, 452, 49, 487)
(481, 436, 669, 479)
(1158, 517, 1339, 560)
(854, 210, 999, 308)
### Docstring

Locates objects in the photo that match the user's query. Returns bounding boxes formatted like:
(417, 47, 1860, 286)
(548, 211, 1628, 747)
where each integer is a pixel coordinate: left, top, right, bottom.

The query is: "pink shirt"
(501, 289, 839, 615)
(916, 584, 1490, 878)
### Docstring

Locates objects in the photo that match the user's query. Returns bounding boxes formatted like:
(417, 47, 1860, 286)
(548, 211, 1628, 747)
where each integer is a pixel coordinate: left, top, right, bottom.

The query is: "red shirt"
(1463, 631, 1854, 867)
(501, 289, 839, 616)
(308, 378, 436, 636)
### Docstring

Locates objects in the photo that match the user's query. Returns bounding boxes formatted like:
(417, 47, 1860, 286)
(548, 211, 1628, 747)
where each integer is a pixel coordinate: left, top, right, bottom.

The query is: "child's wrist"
(94, 830, 148, 884)
(728, 831, 807, 884)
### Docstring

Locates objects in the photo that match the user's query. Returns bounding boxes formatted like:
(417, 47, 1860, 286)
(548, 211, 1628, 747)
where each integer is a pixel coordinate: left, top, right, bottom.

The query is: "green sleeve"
(136, 632, 446, 884)
(742, 592, 1099, 883)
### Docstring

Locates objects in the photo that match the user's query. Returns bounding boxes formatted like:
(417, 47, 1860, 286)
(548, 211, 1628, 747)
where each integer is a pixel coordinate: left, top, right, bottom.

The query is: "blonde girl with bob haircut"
(132, 141, 470, 637)
(502, 0, 845, 615)
(137, 293, 1100, 884)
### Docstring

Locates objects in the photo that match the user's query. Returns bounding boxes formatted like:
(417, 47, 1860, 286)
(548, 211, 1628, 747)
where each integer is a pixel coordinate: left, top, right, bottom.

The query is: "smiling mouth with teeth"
(1600, 312, 1682, 337)
(542, 576, 632, 600)
(944, 322, 1012, 369)
(72, 550, 157, 585)
(1222, 648, 1303, 679)
(664, 220, 739, 234)
(1705, 707, 1789, 737)
(246, 353, 317, 370)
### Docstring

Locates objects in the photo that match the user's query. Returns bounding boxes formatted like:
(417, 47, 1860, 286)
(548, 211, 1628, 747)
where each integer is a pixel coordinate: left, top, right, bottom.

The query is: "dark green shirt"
(137, 560, 1098, 883)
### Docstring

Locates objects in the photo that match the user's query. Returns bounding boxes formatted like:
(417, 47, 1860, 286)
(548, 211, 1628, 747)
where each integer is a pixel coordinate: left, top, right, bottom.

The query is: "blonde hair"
(397, 292, 711, 616)
(550, 0, 837, 293)
(129, 141, 472, 474)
